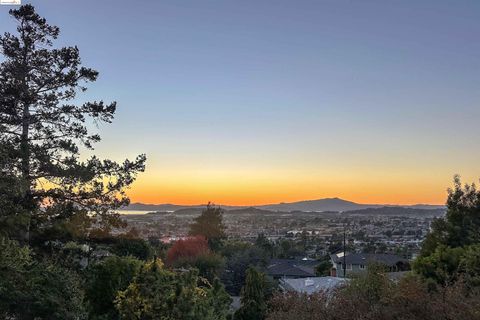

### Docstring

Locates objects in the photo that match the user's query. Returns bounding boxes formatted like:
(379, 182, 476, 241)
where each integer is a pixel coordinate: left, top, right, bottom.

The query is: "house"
(330, 252, 409, 278)
(266, 259, 318, 279)
(280, 277, 348, 295)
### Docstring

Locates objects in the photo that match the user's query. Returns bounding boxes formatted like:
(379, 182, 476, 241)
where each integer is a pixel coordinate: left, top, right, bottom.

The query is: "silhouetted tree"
(0, 5, 146, 241)
(421, 176, 480, 255)
(189, 204, 226, 250)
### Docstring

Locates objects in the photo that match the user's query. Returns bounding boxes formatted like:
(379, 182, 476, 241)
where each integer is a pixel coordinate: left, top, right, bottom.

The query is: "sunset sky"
(1, 1, 479, 205)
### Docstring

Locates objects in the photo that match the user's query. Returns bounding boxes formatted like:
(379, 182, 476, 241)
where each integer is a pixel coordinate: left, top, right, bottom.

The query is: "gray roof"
(280, 277, 348, 295)
(330, 253, 408, 267)
(267, 259, 318, 278)
(230, 296, 241, 311)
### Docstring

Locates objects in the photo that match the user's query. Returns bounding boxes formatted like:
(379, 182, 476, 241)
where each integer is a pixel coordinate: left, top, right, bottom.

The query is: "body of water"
(117, 210, 152, 215)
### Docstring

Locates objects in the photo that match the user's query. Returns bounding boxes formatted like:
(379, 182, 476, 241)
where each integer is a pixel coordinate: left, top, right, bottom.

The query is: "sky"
(1, 0, 479, 205)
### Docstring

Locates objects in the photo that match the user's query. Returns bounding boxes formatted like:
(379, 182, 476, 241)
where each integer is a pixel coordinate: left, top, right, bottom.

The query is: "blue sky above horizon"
(1, 0, 479, 205)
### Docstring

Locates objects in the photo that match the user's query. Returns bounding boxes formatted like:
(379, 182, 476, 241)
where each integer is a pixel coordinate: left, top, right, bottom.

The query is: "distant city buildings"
(121, 208, 439, 261)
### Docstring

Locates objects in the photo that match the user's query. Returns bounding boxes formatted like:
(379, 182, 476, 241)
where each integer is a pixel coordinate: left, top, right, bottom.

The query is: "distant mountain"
(257, 197, 378, 212)
(123, 198, 445, 213)
(256, 198, 446, 212)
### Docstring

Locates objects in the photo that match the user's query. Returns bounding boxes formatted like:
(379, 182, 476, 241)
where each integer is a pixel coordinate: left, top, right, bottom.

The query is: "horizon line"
(126, 197, 446, 207)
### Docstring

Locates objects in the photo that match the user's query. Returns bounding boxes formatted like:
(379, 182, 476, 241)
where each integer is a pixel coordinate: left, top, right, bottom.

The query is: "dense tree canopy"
(167, 236, 224, 282)
(0, 238, 86, 319)
(85, 256, 142, 320)
(414, 176, 480, 286)
(220, 240, 270, 295)
(115, 259, 231, 320)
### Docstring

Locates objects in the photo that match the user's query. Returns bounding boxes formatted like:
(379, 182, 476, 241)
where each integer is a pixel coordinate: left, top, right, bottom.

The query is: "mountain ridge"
(124, 197, 445, 212)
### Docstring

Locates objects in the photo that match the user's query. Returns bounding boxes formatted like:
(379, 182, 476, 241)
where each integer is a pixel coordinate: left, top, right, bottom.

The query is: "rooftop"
(331, 253, 408, 267)
(267, 259, 318, 278)
(280, 277, 349, 295)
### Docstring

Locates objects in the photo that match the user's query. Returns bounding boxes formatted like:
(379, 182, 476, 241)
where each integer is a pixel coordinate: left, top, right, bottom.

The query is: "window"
(359, 264, 365, 270)
(347, 264, 353, 270)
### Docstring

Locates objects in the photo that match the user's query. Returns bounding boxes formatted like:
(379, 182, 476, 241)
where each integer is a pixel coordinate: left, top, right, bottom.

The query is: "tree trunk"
(20, 101, 32, 242)
(19, 26, 33, 242)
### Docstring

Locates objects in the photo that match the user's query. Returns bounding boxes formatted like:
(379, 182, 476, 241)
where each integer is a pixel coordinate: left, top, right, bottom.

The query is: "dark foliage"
(116, 259, 231, 320)
(235, 267, 267, 320)
(189, 204, 226, 251)
(85, 255, 142, 320)
(0, 237, 86, 319)
(414, 176, 480, 286)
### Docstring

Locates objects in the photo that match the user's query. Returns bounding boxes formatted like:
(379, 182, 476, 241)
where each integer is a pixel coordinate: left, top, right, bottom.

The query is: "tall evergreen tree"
(0, 5, 145, 240)
(189, 204, 226, 250)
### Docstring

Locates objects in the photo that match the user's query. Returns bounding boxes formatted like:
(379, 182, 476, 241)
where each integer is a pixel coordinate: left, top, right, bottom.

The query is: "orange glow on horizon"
(127, 190, 447, 206)
(126, 176, 449, 206)
(123, 160, 478, 207)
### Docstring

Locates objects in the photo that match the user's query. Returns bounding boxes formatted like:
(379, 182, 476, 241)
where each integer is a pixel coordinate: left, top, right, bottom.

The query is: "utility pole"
(343, 220, 347, 278)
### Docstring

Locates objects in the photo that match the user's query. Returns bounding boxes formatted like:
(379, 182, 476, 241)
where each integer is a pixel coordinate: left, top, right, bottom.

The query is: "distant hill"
(125, 203, 190, 211)
(226, 207, 277, 215)
(405, 204, 446, 210)
(123, 198, 445, 213)
(257, 197, 377, 212)
(345, 206, 445, 217)
(172, 207, 204, 215)
(256, 198, 445, 212)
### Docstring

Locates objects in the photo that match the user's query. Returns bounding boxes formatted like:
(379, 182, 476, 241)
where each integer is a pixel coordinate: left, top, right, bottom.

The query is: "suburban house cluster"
(267, 252, 410, 295)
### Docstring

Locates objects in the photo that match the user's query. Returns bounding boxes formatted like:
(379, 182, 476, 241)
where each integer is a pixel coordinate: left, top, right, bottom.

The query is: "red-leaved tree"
(166, 236, 210, 266)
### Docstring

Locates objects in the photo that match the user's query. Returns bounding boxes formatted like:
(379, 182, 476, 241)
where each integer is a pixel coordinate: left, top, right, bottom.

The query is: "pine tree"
(0, 5, 146, 240)
(189, 203, 226, 250)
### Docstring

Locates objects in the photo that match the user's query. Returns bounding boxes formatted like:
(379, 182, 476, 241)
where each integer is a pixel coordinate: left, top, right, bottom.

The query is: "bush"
(0, 238, 86, 320)
(115, 259, 231, 320)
